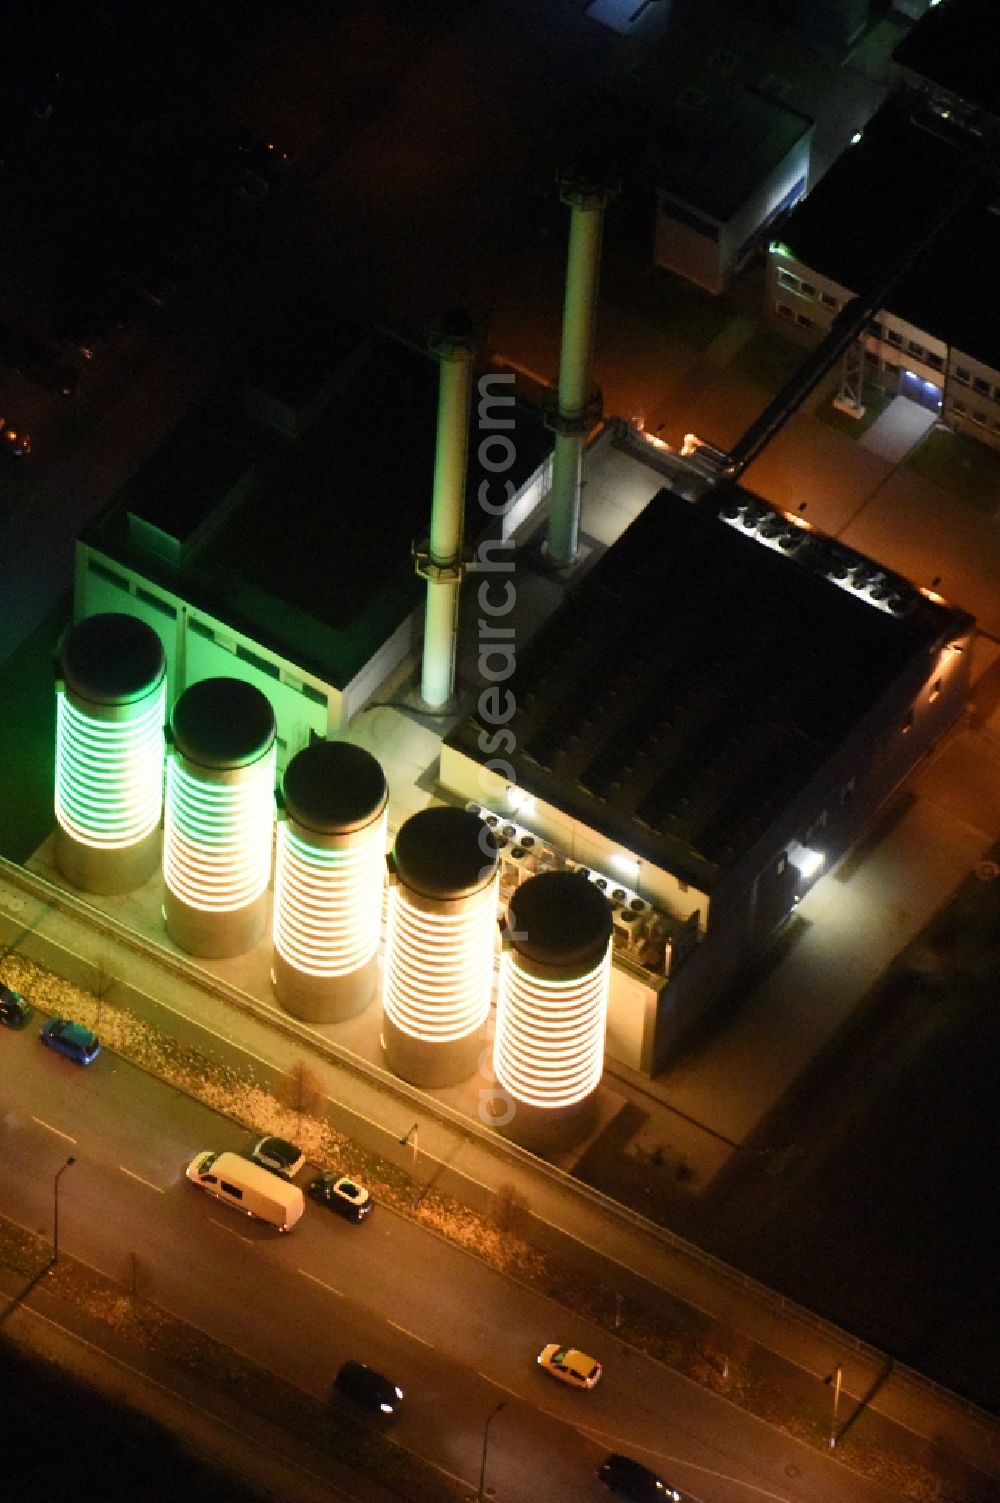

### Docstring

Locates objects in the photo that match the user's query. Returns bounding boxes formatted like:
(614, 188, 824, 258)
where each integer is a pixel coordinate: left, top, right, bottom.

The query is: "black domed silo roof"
(506, 871, 612, 967)
(283, 740, 387, 834)
(394, 806, 497, 899)
(60, 614, 165, 705)
(172, 678, 276, 769)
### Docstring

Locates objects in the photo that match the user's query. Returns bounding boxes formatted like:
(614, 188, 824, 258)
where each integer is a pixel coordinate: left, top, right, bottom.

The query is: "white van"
(186, 1150, 304, 1232)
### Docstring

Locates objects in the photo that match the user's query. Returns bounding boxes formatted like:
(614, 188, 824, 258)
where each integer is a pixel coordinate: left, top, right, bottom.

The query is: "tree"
(279, 1059, 325, 1135)
(92, 955, 115, 1031)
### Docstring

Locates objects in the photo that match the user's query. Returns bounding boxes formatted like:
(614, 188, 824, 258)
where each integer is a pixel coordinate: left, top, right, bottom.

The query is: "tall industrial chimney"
(415, 312, 475, 710)
(546, 170, 614, 569)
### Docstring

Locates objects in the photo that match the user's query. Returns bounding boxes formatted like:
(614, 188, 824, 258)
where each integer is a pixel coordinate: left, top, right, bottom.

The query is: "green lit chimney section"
(162, 678, 277, 958)
(54, 614, 167, 894)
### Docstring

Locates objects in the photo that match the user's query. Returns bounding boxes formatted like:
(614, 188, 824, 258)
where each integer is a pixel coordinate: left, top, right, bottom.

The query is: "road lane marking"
(119, 1166, 165, 1193)
(387, 1318, 432, 1347)
(31, 1116, 76, 1144)
(476, 1372, 520, 1400)
(298, 1269, 343, 1298)
(208, 1217, 254, 1243)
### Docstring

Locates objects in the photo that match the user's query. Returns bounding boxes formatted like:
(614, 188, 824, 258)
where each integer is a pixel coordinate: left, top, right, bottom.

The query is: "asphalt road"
(0, 1020, 902, 1503)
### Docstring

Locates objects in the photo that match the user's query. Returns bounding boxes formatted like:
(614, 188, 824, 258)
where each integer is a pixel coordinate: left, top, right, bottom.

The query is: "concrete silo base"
(163, 889, 269, 959)
(272, 953, 378, 1023)
(492, 1089, 599, 1155)
(381, 1013, 486, 1089)
(55, 824, 161, 896)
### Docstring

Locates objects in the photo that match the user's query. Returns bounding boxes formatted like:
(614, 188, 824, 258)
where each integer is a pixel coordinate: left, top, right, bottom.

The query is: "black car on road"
(598, 1453, 683, 1501)
(332, 1361, 403, 1417)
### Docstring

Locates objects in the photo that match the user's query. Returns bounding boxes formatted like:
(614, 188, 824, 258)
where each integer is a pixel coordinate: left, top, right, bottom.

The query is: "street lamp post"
(399, 1122, 419, 1169)
(829, 1364, 843, 1448)
(478, 1399, 506, 1503)
(52, 1155, 76, 1266)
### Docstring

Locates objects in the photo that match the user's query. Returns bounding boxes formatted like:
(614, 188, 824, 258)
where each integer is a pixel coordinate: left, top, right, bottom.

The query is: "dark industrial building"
(73, 326, 551, 764)
(442, 474, 974, 1071)
(768, 0, 1000, 447)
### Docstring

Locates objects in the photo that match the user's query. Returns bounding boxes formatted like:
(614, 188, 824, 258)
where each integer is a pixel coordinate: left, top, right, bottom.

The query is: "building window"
(775, 301, 793, 319)
(777, 269, 799, 291)
(926, 352, 944, 371)
(929, 678, 942, 703)
(820, 292, 838, 310)
(953, 399, 967, 414)
(800, 281, 816, 298)
(906, 340, 924, 358)
(796, 312, 815, 329)
(870, 320, 883, 338)
(885, 360, 900, 375)
(886, 329, 903, 348)
(973, 377, 991, 397)
(954, 366, 971, 384)
(970, 410, 988, 427)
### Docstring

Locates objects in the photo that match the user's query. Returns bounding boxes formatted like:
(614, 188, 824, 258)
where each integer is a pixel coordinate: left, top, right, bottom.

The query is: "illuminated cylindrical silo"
(272, 740, 388, 1022)
(382, 806, 498, 1088)
(494, 871, 612, 1150)
(163, 678, 276, 958)
(54, 613, 166, 894)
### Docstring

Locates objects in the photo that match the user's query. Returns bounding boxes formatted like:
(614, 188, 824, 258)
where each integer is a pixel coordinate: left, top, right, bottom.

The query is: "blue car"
(40, 1018, 101, 1065)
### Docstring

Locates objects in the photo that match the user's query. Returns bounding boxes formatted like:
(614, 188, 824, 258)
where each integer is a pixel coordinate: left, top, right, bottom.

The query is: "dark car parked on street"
(40, 1017, 101, 1065)
(0, 982, 32, 1027)
(306, 1172, 373, 1222)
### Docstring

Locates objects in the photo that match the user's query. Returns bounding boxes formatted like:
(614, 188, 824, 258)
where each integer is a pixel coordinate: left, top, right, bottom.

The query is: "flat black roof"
(82, 333, 551, 690)
(445, 485, 969, 891)
(779, 100, 1000, 365)
(122, 414, 252, 542)
(893, 0, 1000, 115)
(662, 87, 812, 224)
